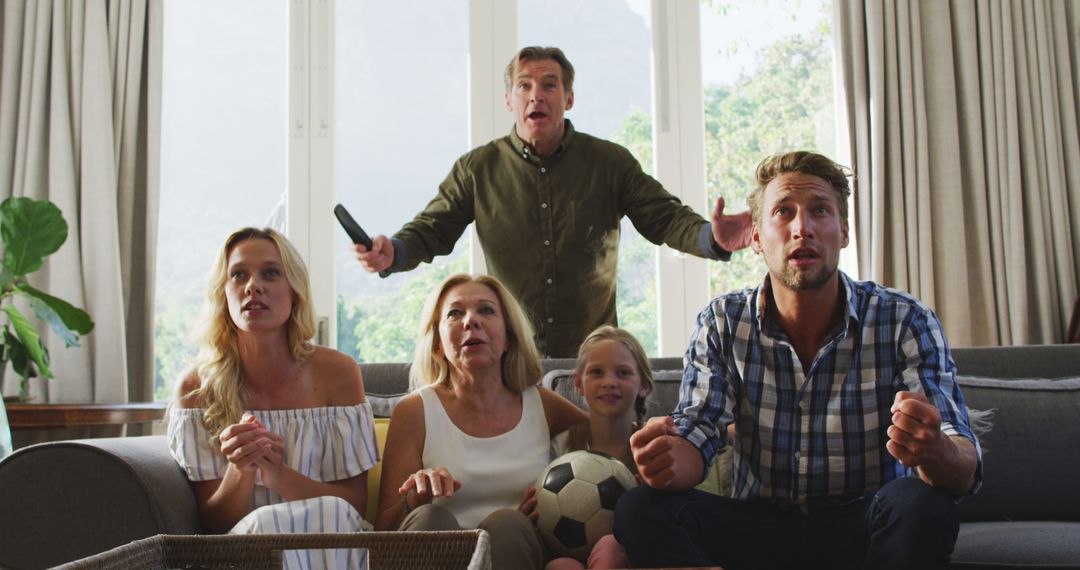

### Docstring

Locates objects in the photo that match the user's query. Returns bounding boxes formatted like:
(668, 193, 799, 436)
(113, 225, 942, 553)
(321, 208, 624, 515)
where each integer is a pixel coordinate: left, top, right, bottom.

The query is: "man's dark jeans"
(613, 477, 959, 570)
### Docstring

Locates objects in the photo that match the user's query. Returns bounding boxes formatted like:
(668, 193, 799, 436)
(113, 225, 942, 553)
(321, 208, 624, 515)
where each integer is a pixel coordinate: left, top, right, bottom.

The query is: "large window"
(155, 0, 287, 400)
(334, 0, 469, 363)
(154, 0, 845, 390)
(519, 0, 658, 354)
(700, 0, 838, 297)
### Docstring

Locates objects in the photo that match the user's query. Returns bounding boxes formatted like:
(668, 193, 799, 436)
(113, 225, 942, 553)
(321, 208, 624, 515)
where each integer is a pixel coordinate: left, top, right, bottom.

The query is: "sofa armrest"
(0, 435, 200, 568)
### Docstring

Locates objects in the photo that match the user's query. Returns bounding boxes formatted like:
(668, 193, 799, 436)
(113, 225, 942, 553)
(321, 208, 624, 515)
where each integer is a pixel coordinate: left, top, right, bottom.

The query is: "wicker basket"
(54, 530, 491, 570)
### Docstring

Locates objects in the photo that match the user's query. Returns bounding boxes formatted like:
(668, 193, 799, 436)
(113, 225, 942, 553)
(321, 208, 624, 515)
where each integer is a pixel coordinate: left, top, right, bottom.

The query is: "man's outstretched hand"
(711, 197, 753, 253)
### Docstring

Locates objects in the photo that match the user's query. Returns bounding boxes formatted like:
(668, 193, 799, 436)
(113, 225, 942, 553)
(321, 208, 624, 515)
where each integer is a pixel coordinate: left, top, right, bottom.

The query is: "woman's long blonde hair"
(189, 227, 316, 437)
(409, 273, 542, 392)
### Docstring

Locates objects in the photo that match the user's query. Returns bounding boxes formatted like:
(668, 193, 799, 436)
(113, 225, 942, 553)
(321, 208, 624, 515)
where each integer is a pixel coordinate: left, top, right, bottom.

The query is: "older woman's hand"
(399, 467, 463, 502)
(219, 420, 273, 472)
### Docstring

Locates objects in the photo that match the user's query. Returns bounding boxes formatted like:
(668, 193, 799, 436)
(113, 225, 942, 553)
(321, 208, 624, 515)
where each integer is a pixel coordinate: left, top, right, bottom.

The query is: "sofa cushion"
(368, 393, 407, 418)
(952, 345, 1080, 379)
(952, 521, 1080, 568)
(365, 418, 391, 522)
(955, 375, 1080, 523)
(0, 436, 199, 568)
(361, 362, 413, 398)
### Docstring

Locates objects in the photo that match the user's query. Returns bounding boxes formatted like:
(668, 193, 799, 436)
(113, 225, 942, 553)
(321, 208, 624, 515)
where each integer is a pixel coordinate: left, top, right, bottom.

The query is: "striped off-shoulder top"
(167, 404, 379, 508)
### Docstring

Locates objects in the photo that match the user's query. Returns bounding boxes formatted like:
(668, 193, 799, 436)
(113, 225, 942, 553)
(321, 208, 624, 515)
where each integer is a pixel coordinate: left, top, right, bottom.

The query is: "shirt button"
(540, 167, 547, 173)
(548, 317, 554, 323)
(541, 203, 548, 208)
(794, 451, 801, 461)
(546, 278, 553, 284)
(544, 240, 550, 246)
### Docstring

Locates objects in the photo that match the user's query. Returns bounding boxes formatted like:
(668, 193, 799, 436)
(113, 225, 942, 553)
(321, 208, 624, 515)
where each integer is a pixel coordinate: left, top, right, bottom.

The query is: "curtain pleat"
(836, 0, 1080, 346)
(0, 0, 160, 408)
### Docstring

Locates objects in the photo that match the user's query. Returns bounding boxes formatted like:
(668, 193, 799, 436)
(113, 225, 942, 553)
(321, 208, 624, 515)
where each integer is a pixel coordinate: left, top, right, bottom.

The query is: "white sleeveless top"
(419, 384, 551, 529)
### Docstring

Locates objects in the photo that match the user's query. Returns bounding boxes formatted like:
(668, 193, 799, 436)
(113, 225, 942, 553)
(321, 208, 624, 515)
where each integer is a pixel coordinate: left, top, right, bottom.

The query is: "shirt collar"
(509, 119, 576, 162)
(753, 270, 860, 339)
(838, 271, 860, 327)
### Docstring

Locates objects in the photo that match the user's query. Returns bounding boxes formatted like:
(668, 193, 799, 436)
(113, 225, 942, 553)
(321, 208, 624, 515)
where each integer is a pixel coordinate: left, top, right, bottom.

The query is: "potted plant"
(0, 197, 94, 459)
(0, 196, 95, 398)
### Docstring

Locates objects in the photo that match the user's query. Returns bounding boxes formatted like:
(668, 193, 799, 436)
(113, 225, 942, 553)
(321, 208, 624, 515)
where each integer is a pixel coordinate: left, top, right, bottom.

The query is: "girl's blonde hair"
(189, 227, 316, 437)
(574, 325, 654, 426)
(410, 273, 542, 392)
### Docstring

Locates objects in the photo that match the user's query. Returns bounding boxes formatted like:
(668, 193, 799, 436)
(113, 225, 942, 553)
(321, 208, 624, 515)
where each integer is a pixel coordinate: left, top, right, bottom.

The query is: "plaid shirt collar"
(753, 271, 861, 346)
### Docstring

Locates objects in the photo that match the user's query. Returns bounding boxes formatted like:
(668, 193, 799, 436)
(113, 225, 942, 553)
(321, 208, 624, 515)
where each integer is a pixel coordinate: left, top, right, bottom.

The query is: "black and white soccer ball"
(535, 450, 638, 560)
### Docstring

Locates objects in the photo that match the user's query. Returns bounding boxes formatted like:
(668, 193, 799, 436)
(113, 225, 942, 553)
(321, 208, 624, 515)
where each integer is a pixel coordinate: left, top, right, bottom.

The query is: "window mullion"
(652, 0, 708, 356)
(466, 0, 516, 275)
(309, 0, 336, 346)
(289, 0, 336, 346)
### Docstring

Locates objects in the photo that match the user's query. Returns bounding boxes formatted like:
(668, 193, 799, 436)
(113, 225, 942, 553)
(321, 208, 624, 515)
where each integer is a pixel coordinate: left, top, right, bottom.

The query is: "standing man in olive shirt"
(356, 46, 752, 357)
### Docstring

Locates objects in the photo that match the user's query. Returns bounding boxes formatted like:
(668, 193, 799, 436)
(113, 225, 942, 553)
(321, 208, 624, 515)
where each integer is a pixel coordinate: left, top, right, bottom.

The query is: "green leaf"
(4, 327, 36, 380)
(2, 305, 52, 378)
(17, 284, 94, 337)
(0, 197, 68, 276)
(5, 328, 38, 401)
(26, 297, 79, 347)
(0, 265, 13, 292)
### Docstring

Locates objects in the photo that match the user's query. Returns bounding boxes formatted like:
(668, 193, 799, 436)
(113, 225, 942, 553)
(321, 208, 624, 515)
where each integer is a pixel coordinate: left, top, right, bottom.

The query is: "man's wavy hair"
(503, 46, 576, 92)
(410, 274, 542, 393)
(188, 227, 316, 438)
(747, 151, 853, 226)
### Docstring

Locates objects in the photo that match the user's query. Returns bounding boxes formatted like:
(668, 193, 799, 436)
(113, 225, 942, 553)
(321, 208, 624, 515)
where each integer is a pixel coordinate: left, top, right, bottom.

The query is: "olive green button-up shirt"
(387, 121, 729, 357)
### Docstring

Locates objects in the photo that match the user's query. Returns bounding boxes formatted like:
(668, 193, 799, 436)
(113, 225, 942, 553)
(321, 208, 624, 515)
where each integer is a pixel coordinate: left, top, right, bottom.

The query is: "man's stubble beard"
(773, 261, 837, 291)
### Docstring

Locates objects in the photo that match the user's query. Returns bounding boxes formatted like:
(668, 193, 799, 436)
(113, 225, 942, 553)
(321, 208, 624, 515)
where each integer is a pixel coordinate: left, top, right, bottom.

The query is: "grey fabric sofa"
(1, 344, 1077, 569)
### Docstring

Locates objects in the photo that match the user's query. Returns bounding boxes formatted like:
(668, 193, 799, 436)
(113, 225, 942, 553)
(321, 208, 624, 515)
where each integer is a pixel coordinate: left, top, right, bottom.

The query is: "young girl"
(546, 325, 655, 570)
(167, 228, 379, 569)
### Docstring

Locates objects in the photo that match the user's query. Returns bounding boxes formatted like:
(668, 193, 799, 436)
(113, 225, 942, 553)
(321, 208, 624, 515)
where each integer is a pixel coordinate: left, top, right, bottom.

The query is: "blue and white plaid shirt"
(674, 271, 983, 506)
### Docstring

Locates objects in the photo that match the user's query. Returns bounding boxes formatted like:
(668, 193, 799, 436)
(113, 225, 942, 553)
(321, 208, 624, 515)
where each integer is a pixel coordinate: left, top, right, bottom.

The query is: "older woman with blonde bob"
(376, 273, 586, 569)
(168, 227, 378, 569)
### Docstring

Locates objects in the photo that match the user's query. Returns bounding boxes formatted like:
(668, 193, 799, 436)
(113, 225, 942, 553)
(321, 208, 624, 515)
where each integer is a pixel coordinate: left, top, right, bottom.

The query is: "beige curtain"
(0, 0, 160, 406)
(836, 0, 1080, 346)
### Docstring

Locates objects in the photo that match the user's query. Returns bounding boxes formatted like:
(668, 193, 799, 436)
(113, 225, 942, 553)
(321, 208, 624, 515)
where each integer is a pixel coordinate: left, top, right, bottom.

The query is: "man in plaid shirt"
(615, 151, 982, 569)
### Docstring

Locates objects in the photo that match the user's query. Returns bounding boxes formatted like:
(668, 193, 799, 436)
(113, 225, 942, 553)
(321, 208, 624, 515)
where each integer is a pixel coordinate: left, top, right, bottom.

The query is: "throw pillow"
(367, 393, 407, 418)
(954, 375, 1080, 522)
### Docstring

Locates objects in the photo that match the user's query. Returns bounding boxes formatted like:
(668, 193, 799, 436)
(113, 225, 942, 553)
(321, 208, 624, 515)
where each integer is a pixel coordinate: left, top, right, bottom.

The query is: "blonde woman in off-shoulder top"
(167, 227, 379, 570)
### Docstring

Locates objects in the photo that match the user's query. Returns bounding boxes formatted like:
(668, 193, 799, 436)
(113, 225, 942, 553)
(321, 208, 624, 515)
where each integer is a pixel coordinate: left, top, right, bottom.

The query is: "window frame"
(287, 0, 802, 357)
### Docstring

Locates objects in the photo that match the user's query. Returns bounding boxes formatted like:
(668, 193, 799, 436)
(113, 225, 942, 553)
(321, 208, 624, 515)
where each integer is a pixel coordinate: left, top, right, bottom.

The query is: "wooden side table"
(4, 402, 166, 430)
(2, 402, 168, 451)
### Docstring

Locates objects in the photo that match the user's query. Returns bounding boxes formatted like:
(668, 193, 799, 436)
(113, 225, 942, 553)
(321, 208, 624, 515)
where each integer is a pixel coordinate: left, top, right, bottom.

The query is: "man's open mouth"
(789, 248, 819, 261)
